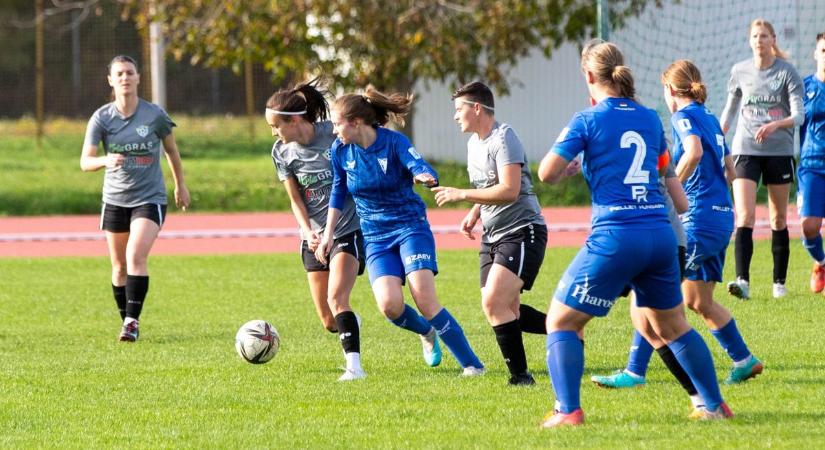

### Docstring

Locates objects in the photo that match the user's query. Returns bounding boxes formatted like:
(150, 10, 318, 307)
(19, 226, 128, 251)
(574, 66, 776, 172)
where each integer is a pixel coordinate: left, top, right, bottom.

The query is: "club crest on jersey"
(135, 125, 149, 138)
(407, 147, 422, 160)
(768, 78, 782, 92)
(324, 148, 331, 160)
(377, 158, 388, 174)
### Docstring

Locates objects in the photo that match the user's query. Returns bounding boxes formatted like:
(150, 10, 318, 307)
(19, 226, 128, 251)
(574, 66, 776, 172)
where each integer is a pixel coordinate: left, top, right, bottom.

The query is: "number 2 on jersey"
(621, 131, 649, 185)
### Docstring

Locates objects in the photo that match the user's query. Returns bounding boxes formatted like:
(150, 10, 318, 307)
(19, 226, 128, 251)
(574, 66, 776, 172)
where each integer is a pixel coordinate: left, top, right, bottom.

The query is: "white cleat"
(461, 366, 486, 377)
(772, 283, 787, 298)
(338, 367, 367, 382)
(727, 278, 750, 300)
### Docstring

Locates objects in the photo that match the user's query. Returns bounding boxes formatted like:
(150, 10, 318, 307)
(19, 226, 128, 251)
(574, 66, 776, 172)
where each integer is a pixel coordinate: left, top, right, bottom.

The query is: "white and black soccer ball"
(235, 320, 280, 364)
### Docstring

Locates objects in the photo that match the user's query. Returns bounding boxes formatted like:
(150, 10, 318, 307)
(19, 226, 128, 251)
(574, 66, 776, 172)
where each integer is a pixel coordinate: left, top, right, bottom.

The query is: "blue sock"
(803, 234, 825, 263)
(390, 304, 432, 335)
(626, 330, 654, 378)
(545, 331, 584, 414)
(710, 318, 751, 362)
(428, 308, 482, 368)
(667, 329, 723, 411)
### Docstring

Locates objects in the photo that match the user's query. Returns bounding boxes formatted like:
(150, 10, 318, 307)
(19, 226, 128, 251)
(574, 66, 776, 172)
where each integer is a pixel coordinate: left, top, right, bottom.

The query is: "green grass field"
(2, 242, 824, 448)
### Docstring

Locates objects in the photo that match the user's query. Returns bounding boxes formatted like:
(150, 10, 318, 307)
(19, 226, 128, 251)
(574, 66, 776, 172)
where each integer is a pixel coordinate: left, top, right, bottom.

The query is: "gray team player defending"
(266, 79, 367, 381)
(721, 19, 805, 299)
(433, 81, 549, 385)
(81, 55, 190, 342)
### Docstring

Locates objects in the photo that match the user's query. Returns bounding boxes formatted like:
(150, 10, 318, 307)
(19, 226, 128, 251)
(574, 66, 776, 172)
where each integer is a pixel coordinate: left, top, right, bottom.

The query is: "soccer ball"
(235, 320, 280, 364)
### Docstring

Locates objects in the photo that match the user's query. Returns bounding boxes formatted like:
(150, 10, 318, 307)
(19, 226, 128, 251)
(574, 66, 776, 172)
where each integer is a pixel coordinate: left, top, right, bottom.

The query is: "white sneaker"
(772, 283, 787, 298)
(727, 278, 750, 300)
(338, 367, 366, 382)
(461, 366, 486, 377)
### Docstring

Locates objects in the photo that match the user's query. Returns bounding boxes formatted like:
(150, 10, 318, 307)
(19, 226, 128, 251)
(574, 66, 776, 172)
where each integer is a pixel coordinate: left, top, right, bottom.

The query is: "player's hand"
(315, 233, 332, 265)
(754, 122, 778, 144)
(306, 231, 321, 252)
(414, 173, 437, 187)
(175, 184, 190, 211)
(104, 153, 125, 169)
(563, 159, 582, 177)
(460, 209, 479, 240)
(431, 186, 465, 207)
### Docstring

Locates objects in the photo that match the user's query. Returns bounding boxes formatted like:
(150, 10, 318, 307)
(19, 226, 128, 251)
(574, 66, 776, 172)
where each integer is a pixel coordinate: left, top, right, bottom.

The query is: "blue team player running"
(537, 41, 731, 427)
(800, 31, 825, 294)
(316, 85, 484, 376)
(591, 60, 764, 394)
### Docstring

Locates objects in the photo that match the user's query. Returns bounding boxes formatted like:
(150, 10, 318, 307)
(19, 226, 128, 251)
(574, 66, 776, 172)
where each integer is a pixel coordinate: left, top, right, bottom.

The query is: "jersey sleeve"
(270, 142, 291, 182)
(394, 132, 438, 182)
(83, 111, 104, 149)
(786, 65, 806, 127)
(671, 111, 700, 140)
(153, 107, 176, 139)
(550, 113, 587, 161)
(494, 128, 526, 168)
(720, 66, 742, 131)
(328, 140, 349, 210)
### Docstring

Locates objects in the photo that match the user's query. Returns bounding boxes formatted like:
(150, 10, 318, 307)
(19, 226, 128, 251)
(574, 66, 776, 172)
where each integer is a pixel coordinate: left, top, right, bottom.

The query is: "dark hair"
(662, 59, 708, 104)
(265, 77, 330, 123)
(108, 55, 139, 74)
(581, 39, 636, 101)
(333, 85, 413, 127)
(451, 81, 495, 112)
(817, 31, 825, 42)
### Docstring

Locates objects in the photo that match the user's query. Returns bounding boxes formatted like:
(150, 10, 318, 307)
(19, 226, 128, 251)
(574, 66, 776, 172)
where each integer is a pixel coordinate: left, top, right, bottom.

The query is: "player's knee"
(801, 219, 821, 238)
(771, 216, 787, 230)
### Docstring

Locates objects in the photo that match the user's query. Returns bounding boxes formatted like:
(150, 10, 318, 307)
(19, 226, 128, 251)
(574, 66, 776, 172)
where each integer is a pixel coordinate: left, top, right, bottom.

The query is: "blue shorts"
(365, 227, 438, 284)
(683, 227, 730, 283)
(553, 228, 682, 317)
(797, 167, 825, 219)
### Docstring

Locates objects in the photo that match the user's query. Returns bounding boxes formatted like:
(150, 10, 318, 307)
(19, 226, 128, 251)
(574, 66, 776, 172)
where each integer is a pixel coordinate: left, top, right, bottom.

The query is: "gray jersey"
(83, 99, 174, 207)
(271, 121, 359, 240)
(467, 122, 545, 243)
(720, 58, 805, 156)
(661, 162, 686, 248)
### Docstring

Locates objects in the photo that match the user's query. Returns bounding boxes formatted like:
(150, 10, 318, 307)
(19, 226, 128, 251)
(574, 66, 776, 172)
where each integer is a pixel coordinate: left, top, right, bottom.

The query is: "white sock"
(123, 317, 137, 325)
(732, 354, 752, 368)
(345, 352, 362, 371)
(689, 394, 704, 408)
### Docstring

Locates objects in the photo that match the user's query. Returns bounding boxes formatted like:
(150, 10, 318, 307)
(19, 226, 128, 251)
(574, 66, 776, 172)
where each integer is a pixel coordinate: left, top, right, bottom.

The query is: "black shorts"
(301, 230, 366, 275)
(100, 203, 167, 233)
(733, 155, 795, 185)
(479, 223, 547, 292)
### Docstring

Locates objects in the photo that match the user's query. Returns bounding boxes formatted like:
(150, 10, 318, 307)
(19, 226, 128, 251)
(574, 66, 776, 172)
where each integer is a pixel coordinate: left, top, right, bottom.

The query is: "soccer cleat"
(724, 355, 764, 384)
(338, 367, 367, 382)
(508, 372, 536, 386)
(420, 328, 442, 367)
(810, 263, 825, 293)
(727, 278, 750, 300)
(688, 402, 734, 420)
(540, 408, 585, 428)
(118, 319, 139, 342)
(590, 370, 645, 389)
(461, 366, 486, 377)
(772, 283, 787, 298)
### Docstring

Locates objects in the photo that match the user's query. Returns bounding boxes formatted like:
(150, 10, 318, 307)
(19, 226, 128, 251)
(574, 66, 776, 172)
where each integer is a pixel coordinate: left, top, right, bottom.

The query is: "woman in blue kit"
(316, 85, 484, 376)
(536, 40, 730, 427)
(799, 31, 825, 294)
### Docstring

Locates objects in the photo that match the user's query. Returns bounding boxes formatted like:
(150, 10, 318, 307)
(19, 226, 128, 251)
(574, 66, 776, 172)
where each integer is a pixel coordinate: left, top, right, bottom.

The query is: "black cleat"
(508, 372, 536, 386)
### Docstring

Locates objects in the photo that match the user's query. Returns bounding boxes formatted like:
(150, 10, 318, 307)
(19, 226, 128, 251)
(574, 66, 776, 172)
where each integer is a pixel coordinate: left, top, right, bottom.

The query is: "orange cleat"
(688, 402, 734, 420)
(811, 263, 825, 293)
(540, 408, 584, 428)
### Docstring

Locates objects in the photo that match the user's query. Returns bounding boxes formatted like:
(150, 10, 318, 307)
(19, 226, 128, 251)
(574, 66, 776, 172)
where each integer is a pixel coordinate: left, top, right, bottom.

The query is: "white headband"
(265, 108, 307, 116)
(460, 99, 495, 112)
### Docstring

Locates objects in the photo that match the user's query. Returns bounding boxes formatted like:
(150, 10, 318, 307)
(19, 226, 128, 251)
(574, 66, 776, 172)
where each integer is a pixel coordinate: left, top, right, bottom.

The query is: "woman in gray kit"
(266, 79, 367, 381)
(721, 19, 805, 299)
(81, 55, 190, 342)
(433, 81, 548, 385)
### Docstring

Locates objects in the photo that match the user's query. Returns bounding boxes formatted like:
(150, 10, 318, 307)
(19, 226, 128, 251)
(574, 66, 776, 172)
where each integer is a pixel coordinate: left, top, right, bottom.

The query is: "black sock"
(656, 346, 697, 396)
(125, 275, 149, 320)
(518, 304, 547, 334)
(334, 311, 360, 354)
(734, 227, 753, 281)
(772, 228, 790, 284)
(112, 284, 127, 321)
(493, 320, 528, 376)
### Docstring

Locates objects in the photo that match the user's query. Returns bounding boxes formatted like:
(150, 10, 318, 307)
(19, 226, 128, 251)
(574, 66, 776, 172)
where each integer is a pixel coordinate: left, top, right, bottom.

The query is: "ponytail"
(265, 77, 330, 123)
(581, 40, 637, 101)
(661, 59, 708, 104)
(334, 85, 413, 127)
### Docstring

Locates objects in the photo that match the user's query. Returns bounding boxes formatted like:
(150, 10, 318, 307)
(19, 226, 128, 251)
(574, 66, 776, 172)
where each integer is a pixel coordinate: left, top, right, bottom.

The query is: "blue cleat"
(724, 355, 764, 384)
(420, 328, 442, 367)
(591, 369, 646, 388)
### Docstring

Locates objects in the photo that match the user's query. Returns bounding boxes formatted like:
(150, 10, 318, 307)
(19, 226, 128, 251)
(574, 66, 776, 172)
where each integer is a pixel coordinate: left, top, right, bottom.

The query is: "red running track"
(0, 206, 797, 258)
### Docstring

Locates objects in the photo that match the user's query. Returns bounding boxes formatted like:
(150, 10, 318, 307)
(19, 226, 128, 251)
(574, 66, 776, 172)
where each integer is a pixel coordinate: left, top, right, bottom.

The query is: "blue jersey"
(671, 102, 734, 232)
(329, 127, 438, 239)
(801, 75, 825, 170)
(552, 97, 669, 230)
